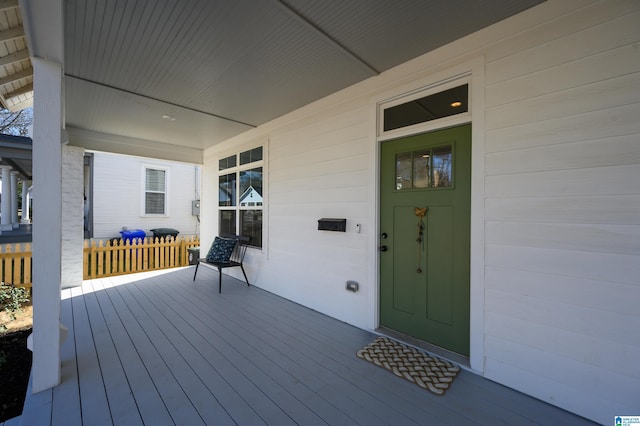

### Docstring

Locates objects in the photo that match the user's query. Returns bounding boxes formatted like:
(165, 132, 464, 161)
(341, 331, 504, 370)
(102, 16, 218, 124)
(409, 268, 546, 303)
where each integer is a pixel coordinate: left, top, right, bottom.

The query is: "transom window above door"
(379, 82, 470, 138)
(384, 84, 468, 132)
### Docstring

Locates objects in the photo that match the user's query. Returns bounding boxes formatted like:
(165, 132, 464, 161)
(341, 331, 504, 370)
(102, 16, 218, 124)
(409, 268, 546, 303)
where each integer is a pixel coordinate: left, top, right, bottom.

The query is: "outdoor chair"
(193, 234, 250, 293)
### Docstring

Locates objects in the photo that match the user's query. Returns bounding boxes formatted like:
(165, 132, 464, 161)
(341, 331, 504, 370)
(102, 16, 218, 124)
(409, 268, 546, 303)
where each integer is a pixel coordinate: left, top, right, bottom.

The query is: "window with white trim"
(143, 166, 168, 215)
(218, 146, 263, 248)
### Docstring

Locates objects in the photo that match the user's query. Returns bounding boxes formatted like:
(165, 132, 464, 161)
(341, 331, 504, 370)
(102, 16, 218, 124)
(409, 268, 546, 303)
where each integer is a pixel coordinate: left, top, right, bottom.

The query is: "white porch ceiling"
(0, 0, 33, 111)
(62, 0, 543, 153)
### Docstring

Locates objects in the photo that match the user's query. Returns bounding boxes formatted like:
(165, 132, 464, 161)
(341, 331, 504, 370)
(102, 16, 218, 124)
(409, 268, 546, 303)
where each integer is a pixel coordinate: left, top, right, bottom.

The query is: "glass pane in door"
(413, 150, 430, 188)
(396, 152, 412, 190)
(432, 146, 452, 188)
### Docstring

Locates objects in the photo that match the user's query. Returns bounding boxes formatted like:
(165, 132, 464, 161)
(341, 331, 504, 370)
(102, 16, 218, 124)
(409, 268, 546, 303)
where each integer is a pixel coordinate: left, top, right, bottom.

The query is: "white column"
(0, 165, 12, 231)
(21, 182, 30, 224)
(61, 145, 85, 289)
(10, 171, 19, 228)
(32, 56, 63, 393)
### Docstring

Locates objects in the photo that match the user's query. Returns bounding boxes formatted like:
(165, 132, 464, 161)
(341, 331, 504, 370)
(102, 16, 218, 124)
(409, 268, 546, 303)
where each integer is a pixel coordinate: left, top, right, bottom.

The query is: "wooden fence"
(83, 236, 200, 279)
(0, 236, 200, 289)
(0, 243, 31, 289)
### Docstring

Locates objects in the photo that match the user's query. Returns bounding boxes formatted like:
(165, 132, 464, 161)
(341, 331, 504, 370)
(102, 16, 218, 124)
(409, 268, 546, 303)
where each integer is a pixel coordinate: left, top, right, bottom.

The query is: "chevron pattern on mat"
(356, 336, 460, 395)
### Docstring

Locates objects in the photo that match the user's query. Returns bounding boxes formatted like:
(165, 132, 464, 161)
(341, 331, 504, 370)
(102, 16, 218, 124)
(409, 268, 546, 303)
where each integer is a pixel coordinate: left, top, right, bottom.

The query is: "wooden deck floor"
(20, 267, 595, 425)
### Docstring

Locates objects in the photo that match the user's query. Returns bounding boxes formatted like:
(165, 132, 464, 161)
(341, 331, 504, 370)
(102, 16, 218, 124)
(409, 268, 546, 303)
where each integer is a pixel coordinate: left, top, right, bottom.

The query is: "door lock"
(379, 245, 388, 252)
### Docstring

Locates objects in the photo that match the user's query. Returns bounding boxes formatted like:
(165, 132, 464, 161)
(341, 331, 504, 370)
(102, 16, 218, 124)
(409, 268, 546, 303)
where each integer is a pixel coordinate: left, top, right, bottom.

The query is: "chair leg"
(240, 265, 250, 287)
(193, 262, 199, 281)
(218, 267, 222, 293)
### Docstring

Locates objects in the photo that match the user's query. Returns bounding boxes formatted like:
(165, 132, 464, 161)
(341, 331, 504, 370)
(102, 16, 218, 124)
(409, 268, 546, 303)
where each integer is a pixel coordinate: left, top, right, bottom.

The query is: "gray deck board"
(173, 276, 427, 425)
(211, 280, 463, 423)
(91, 279, 200, 426)
(263, 290, 581, 424)
(172, 273, 386, 424)
(79, 283, 143, 426)
(108, 281, 236, 425)
(84, 281, 170, 426)
(226, 281, 562, 424)
(134, 273, 328, 425)
(108, 278, 257, 425)
(20, 266, 597, 425)
(51, 294, 82, 426)
(20, 373, 52, 425)
(69, 286, 113, 426)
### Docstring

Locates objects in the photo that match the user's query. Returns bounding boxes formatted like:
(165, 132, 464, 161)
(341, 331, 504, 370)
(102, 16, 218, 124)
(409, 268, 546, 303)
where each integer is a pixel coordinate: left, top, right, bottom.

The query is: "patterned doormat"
(356, 336, 460, 395)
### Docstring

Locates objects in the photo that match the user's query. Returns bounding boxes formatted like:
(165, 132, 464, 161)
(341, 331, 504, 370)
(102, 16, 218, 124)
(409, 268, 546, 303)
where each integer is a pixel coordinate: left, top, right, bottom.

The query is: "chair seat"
(199, 259, 242, 268)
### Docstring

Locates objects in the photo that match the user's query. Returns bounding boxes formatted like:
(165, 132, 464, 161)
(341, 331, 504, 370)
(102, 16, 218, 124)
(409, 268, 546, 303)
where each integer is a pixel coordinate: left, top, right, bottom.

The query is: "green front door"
(380, 125, 471, 356)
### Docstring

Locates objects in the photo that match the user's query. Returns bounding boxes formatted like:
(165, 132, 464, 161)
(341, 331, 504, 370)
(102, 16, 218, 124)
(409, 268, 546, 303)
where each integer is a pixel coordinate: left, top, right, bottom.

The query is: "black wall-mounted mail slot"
(318, 218, 347, 232)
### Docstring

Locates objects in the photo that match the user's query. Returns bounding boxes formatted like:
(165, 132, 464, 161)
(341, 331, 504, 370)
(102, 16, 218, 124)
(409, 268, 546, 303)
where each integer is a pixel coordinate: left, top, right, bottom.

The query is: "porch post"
(31, 56, 63, 392)
(0, 165, 12, 231)
(21, 181, 30, 223)
(10, 171, 19, 228)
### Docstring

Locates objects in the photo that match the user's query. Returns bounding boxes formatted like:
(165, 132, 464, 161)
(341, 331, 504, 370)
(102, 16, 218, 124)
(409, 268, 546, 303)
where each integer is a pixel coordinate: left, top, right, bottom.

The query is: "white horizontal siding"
(486, 266, 640, 318)
(486, 103, 640, 154)
(486, 134, 640, 175)
(485, 291, 640, 367)
(205, 102, 373, 328)
(486, 222, 640, 255)
(486, 244, 639, 286)
(264, 104, 372, 325)
(484, 327, 639, 406)
(485, 195, 640, 225)
(483, 0, 633, 64)
(92, 152, 199, 239)
(488, 43, 639, 108)
(483, 334, 634, 416)
(483, 0, 640, 421)
(486, 164, 640, 197)
(487, 72, 639, 130)
(486, 5, 640, 85)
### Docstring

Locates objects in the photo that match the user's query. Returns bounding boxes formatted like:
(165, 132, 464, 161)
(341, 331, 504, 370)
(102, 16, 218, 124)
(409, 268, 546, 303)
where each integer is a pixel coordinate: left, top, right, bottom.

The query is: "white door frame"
(368, 57, 486, 373)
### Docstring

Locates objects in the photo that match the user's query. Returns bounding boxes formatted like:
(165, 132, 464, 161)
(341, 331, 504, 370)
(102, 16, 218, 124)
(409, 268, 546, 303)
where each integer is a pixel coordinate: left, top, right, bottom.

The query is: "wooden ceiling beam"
(0, 26, 24, 43)
(0, 49, 29, 67)
(5, 96, 33, 112)
(0, 0, 18, 12)
(3, 81, 32, 98)
(0, 67, 32, 86)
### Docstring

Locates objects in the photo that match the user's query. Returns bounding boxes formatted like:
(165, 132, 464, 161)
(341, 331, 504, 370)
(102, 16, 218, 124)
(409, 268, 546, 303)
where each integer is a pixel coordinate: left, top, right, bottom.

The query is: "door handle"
(379, 245, 388, 252)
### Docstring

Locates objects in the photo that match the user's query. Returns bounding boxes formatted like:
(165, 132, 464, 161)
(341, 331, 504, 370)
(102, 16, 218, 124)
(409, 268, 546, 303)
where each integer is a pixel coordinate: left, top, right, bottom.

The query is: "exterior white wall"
(202, 1, 639, 422)
(91, 151, 200, 239)
(61, 145, 84, 288)
(480, 1, 640, 422)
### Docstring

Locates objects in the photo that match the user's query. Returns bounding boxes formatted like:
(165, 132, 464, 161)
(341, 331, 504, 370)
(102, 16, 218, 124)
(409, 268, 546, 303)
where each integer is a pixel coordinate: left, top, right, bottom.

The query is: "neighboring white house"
(21, 1, 640, 424)
(86, 151, 201, 240)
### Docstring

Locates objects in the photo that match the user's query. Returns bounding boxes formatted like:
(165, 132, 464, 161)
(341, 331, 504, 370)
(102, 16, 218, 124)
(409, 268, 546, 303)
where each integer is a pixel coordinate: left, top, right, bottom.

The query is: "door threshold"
(375, 326, 470, 369)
